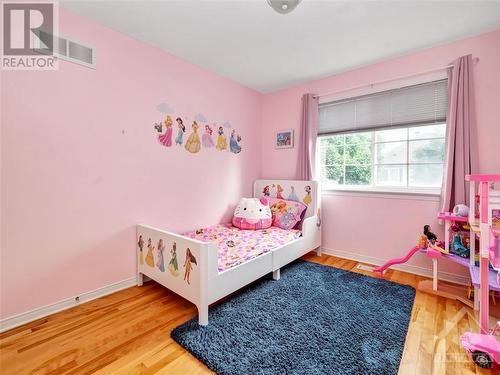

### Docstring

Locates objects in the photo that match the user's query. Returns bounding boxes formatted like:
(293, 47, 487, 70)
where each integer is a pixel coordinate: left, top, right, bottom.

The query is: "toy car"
(460, 321, 500, 369)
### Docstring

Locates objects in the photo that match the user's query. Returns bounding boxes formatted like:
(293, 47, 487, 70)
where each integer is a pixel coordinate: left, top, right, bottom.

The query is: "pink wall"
(1, 7, 499, 321)
(261, 30, 500, 274)
(0, 9, 262, 319)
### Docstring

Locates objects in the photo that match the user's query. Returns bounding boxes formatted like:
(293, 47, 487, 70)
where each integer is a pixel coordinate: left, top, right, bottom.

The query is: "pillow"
(268, 198, 307, 230)
(232, 197, 272, 230)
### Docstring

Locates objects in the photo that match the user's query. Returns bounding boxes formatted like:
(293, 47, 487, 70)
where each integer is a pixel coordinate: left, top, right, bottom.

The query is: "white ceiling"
(62, 0, 500, 93)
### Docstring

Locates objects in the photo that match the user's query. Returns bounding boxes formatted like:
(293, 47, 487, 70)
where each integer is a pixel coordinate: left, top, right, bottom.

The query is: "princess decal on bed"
(158, 116, 173, 147)
(174, 117, 185, 146)
(183, 248, 197, 284)
(287, 185, 299, 202)
(202, 125, 215, 148)
(276, 184, 284, 199)
(185, 121, 201, 153)
(303, 185, 312, 205)
(229, 129, 241, 154)
(262, 185, 270, 197)
(145, 238, 155, 267)
(168, 242, 179, 276)
(156, 239, 165, 272)
(137, 235, 144, 265)
(216, 126, 228, 151)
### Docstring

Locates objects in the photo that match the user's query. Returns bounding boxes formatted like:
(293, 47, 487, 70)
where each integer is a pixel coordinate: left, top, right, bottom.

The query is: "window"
(317, 80, 447, 193)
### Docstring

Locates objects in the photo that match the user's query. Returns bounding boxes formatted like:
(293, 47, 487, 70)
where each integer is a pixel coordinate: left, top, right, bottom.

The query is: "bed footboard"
(136, 224, 217, 325)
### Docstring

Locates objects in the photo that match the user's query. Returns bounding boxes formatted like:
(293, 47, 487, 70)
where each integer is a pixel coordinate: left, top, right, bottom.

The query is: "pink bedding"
(183, 224, 301, 272)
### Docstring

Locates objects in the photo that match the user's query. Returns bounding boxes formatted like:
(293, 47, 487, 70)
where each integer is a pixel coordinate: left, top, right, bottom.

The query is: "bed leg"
(272, 269, 281, 281)
(137, 272, 144, 287)
(198, 304, 209, 326)
(316, 246, 322, 256)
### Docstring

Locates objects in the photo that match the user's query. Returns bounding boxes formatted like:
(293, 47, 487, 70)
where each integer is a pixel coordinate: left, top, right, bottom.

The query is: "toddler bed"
(136, 180, 321, 325)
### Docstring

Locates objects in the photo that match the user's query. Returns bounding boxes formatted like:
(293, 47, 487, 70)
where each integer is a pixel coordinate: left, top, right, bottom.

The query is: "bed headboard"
(253, 180, 319, 219)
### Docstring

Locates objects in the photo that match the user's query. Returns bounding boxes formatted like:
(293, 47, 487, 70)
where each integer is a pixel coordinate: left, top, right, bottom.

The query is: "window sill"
(321, 186, 441, 201)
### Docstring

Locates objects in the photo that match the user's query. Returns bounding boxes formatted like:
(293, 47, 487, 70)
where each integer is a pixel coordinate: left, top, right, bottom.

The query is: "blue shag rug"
(171, 260, 415, 375)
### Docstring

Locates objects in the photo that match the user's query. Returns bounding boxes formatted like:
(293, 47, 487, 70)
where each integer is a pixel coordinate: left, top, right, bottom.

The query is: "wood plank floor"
(0, 253, 497, 374)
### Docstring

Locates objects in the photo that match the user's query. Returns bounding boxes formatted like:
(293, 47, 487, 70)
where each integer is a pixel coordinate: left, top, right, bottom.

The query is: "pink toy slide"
(373, 246, 420, 275)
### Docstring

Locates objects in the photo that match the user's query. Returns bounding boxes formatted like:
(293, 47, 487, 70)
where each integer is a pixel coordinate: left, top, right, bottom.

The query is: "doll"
(423, 225, 438, 244)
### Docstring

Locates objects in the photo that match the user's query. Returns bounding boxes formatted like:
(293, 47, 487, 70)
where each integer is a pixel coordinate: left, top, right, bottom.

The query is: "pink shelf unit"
(438, 212, 469, 223)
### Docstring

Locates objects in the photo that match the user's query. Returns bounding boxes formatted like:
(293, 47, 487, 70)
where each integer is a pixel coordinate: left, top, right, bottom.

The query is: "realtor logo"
(2, 1, 58, 70)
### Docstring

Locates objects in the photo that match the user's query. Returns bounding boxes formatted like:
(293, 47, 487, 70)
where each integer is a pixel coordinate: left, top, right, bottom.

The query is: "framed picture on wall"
(275, 129, 294, 149)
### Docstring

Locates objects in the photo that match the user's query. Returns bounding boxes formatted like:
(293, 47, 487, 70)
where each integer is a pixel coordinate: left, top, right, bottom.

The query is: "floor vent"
(356, 263, 376, 272)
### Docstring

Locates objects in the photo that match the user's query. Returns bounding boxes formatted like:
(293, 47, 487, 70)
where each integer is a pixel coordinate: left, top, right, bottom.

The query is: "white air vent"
(34, 30, 96, 69)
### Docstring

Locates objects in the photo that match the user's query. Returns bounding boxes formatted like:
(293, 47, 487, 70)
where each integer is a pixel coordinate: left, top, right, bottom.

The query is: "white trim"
(321, 246, 470, 286)
(0, 277, 136, 333)
(321, 189, 441, 201)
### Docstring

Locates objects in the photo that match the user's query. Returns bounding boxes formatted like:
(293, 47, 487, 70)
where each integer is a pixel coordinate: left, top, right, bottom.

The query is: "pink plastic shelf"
(438, 212, 469, 223)
(465, 174, 500, 182)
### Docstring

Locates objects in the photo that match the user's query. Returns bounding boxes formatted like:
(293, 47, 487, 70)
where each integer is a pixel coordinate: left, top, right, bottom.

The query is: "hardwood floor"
(0, 253, 497, 374)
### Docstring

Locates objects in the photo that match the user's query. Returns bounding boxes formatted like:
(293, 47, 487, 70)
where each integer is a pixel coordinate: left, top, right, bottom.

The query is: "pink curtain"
(440, 55, 478, 212)
(297, 93, 319, 180)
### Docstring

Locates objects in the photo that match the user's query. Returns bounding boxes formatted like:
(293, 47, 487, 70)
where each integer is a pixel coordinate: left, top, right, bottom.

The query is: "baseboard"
(0, 277, 137, 333)
(321, 247, 470, 286)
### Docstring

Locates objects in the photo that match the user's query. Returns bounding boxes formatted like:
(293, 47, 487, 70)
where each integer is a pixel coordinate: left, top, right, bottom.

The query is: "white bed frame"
(136, 180, 321, 325)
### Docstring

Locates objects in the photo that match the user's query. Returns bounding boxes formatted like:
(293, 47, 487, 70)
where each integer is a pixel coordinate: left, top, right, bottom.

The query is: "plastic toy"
(453, 204, 470, 217)
(451, 234, 470, 258)
(460, 174, 500, 368)
(424, 224, 438, 244)
(460, 321, 500, 369)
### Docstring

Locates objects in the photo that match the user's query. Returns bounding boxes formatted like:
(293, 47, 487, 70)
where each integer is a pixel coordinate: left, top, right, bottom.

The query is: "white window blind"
(318, 79, 448, 135)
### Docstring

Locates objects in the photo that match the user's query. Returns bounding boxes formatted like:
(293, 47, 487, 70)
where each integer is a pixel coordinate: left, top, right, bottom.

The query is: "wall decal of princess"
(185, 121, 201, 153)
(156, 239, 165, 272)
(202, 124, 215, 148)
(183, 248, 197, 285)
(229, 129, 242, 154)
(262, 185, 270, 197)
(168, 242, 179, 276)
(287, 185, 299, 202)
(137, 235, 144, 265)
(216, 126, 228, 151)
(174, 117, 185, 146)
(145, 238, 155, 267)
(303, 185, 312, 205)
(158, 116, 173, 147)
(276, 184, 284, 199)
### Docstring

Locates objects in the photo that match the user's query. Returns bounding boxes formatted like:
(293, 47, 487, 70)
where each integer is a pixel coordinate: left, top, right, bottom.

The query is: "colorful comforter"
(183, 224, 301, 272)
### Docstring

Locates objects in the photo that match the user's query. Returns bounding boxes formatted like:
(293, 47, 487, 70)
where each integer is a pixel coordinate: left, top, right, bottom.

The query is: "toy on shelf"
(461, 321, 500, 369)
(452, 234, 470, 258)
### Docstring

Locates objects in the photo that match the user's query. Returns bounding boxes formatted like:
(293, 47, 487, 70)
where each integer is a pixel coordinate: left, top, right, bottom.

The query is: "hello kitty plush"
(232, 197, 272, 230)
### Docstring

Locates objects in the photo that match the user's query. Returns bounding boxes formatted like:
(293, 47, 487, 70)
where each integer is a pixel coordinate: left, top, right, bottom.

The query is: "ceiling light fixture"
(267, 0, 302, 15)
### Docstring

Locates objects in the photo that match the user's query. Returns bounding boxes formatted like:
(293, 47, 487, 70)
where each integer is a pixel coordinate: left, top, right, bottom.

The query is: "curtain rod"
(313, 57, 479, 99)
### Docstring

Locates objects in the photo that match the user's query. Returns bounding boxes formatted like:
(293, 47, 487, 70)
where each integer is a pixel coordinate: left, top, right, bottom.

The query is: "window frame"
(317, 124, 446, 196)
